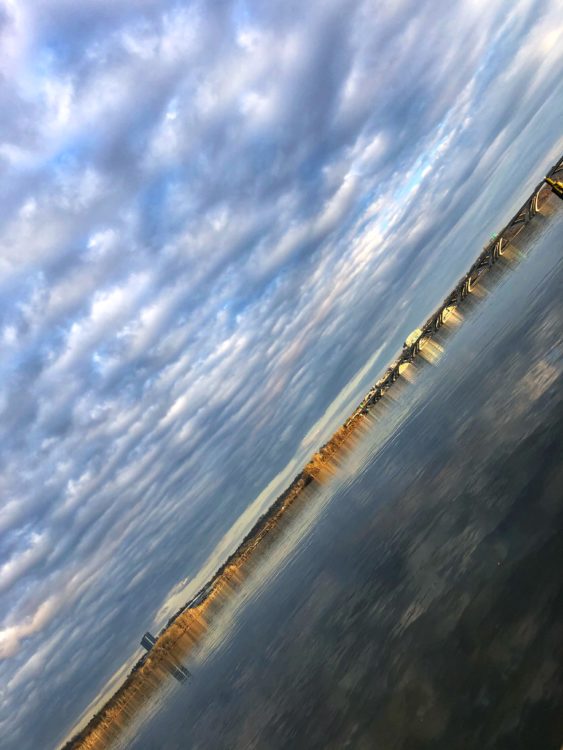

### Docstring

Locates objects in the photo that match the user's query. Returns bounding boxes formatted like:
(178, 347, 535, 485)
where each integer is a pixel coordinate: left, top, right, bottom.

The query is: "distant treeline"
(59, 154, 563, 750)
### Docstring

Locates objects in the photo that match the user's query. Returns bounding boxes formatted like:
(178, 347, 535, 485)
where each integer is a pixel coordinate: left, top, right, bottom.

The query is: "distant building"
(187, 583, 213, 610)
(140, 632, 157, 651)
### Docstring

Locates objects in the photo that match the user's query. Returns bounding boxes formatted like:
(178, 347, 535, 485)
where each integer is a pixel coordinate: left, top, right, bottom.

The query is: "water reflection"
(65, 195, 562, 750)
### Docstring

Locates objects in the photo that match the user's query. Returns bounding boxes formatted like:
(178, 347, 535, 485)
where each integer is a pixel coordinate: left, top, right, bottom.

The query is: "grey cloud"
(1, 0, 562, 747)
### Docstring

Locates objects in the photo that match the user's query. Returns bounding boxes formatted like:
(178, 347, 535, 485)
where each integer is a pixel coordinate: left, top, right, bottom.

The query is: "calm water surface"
(118, 203, 562, 750)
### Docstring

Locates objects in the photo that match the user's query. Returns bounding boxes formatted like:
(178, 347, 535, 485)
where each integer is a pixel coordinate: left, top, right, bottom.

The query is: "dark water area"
(119, 203, 562, 750)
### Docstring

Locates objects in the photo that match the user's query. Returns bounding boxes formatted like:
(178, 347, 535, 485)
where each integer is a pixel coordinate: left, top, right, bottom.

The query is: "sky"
(0, 1, 562, 748)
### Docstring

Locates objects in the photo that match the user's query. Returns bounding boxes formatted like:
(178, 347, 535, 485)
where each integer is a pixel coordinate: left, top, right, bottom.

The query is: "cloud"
(0, 593, 60, 659)
(0, 0, 562, 747)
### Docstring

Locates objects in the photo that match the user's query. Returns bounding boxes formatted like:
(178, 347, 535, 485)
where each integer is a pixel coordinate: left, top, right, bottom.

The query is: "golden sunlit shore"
(60, 163, 562, 750)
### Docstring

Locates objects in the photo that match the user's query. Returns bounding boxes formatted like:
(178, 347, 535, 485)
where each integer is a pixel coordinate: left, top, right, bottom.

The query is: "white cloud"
(0, 0, 562, 747)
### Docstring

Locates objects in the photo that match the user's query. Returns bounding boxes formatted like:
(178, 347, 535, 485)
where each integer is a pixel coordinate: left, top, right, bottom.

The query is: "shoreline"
(60, 156, 563, 750)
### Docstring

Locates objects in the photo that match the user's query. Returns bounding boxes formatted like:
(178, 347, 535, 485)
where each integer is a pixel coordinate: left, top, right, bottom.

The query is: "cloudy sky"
(0, 0, 562, 747)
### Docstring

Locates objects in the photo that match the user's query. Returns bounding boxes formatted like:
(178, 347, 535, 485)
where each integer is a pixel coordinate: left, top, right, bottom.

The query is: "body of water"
(113, 200, 562, 750)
